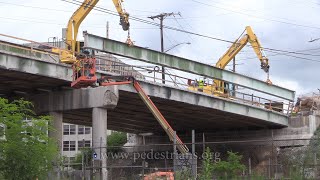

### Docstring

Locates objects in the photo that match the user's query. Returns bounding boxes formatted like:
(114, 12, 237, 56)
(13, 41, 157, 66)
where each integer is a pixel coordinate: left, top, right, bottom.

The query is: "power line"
(0, 1, 70, 12)
(0, 16, 158, 30)
(2, 0, 319, 59)
(237, 47, 320, 63)
(0, 1, 152, 18)
(189, 0, 320, 31)
(57, 0, 320, 59)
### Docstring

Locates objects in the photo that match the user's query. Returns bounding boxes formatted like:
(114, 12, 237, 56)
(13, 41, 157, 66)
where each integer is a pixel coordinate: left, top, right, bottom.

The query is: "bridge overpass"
(0, 36, 294, 134)
(0, 34, 301, 179)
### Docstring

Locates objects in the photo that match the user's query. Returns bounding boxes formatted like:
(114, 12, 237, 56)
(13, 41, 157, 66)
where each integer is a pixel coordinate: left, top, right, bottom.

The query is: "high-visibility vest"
(75, 60, 81, 71)
(199, 80, 204, 89)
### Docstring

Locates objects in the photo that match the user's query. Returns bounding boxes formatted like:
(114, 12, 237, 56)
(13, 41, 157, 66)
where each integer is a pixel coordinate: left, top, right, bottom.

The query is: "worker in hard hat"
(198, 79, 204, 92)
(74, 60, 82, 79)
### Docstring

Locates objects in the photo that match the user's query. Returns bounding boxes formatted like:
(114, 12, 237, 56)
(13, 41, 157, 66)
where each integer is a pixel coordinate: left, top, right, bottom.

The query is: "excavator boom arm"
(246, 26, 269, 73)
(214, 26, 270, 93)
(216, 35, 248, 69)
(216, 26, 269, 72)
(66, 0, 99, 53)
(112, 0, 130, 31)
(61, 0, 130, 64)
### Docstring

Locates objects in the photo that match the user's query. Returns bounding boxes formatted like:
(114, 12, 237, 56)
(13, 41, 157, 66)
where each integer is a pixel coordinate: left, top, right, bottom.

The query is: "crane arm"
(216, 26, 269, 72)
(246, 26, 269, 73)
(66, 0, 99, 53)
(58, 0, 99, 64)
(216, 33, 248, 69)
(60, 0, 130, 64)
(214, 26, 270, 93)
(112, 0, 130, 31)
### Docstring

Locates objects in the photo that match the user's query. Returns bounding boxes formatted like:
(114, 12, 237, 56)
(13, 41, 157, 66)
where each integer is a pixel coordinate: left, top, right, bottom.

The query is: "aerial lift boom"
(71, 59, 189, 154)
(53, 0, 130, 64)
(99, 76, 189, 154)
(57, 0, 189, 178)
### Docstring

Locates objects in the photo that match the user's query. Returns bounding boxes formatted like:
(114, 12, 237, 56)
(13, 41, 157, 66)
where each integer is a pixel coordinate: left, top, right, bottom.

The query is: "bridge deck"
(0, 40, 290, 133)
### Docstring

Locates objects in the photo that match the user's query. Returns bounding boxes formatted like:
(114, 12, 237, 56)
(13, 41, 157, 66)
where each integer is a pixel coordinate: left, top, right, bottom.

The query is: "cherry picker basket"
(71, 57, 97, 88)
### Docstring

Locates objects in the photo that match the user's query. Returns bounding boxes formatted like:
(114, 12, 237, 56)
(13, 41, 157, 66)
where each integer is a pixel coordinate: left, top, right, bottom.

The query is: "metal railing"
(94, 58, 292, 115)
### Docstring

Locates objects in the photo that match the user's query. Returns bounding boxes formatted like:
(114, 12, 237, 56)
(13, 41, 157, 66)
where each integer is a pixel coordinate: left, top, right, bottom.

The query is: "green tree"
(175, 169, 192, 180)
(213, 151, 246, 179)
(107, 131, 127, 153)
(199, 147, 214, 180)
(0, 98, 58, 180)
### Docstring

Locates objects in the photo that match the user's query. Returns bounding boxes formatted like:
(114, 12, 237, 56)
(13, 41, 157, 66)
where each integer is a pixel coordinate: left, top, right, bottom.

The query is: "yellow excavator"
(52, 0, 130, 64)
(56, 0, 191, 172)
(188, 26, 271, 96)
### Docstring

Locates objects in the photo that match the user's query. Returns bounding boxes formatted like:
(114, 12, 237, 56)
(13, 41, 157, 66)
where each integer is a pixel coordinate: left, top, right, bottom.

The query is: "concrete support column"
(92, 107, 108, 180)
(49, 112, 63, 153)
(309, 115, 316, 134)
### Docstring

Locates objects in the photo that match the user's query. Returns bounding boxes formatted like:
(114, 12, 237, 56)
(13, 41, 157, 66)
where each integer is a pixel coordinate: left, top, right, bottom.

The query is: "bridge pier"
(92, 107, 108, 180)
(33, 86, 118, 180)
(49, 112, 63, 153)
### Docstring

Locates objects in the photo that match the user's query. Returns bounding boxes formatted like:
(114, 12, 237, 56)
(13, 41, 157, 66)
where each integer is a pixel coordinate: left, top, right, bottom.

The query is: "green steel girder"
(83, 32, 295, 101)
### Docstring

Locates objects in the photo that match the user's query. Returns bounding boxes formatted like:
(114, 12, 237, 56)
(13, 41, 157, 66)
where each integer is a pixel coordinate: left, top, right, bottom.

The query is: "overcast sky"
(0, 0, 320, 96)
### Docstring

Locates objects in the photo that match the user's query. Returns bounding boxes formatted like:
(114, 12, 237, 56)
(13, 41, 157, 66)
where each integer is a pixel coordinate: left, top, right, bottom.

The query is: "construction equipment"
(71, 52, 189, 154)
(53, 0, 130, 64)
(293, 94, 319, 113)
(188, 26, 271, 96)
(144, 171, 174, 180)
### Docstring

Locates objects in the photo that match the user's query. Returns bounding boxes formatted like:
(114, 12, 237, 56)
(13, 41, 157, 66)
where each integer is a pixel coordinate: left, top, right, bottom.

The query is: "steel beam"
(84, 32, 295, 101)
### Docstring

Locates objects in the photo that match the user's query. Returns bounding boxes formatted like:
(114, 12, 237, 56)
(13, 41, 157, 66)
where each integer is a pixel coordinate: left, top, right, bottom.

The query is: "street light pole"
(232, 57, 236, 96)
(309, 37, 320, 42)
(149, 12, 179, 84)
(165, 42, 191, 53)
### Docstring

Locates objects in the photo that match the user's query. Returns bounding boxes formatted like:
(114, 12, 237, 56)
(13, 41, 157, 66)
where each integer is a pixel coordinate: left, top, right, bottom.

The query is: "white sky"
(1, 0, 320, 96)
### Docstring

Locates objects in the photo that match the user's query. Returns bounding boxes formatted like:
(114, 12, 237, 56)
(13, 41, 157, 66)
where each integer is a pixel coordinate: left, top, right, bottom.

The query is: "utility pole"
(232, 57, 236, 73)
(148, 12, 179, 84)
(232, 57, 236, 96)
(106, 21, 109, 39)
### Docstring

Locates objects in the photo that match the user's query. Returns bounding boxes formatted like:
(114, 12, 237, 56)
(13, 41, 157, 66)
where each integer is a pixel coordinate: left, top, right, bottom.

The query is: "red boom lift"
(71, 53, 189, 154)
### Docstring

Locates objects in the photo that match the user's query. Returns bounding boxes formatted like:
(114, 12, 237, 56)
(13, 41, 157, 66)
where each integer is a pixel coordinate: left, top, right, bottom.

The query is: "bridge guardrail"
(95, 58, 293, 116)
(0, 34, 293, 116)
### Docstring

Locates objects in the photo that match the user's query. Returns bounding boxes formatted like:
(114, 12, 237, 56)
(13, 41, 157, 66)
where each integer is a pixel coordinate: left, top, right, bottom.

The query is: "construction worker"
(74, 60, 82, 79)
(198, 79, 204, 92)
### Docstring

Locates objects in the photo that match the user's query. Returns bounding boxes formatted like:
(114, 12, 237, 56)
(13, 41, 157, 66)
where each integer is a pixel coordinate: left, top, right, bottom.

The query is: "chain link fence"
(48, 133, 320, 179)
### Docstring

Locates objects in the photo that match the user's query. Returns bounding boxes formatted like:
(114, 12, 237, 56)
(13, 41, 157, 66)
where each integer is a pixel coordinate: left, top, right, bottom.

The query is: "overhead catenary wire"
(237, 47, 320, 63)
(61, 0, 320, 59)
(2, 0, 318, 62)
(189, 0, 320, 31)
(0, 1, 156, 18)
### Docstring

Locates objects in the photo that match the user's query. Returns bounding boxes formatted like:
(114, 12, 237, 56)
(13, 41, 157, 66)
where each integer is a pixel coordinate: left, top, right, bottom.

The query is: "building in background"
(62, 123, 112, 162)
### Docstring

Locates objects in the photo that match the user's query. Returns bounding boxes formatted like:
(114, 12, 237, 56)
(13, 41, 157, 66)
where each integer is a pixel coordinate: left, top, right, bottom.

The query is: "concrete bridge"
(0, 38, 294, 133)
(0, 35, 297, 179)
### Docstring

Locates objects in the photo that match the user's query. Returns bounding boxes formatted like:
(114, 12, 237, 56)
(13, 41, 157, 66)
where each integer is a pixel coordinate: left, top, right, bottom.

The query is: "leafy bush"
(199, 147, 214, 180)
(107, 131, 127, 153)
(175, 169, 192, 180)
(213, 151, 246, 179)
